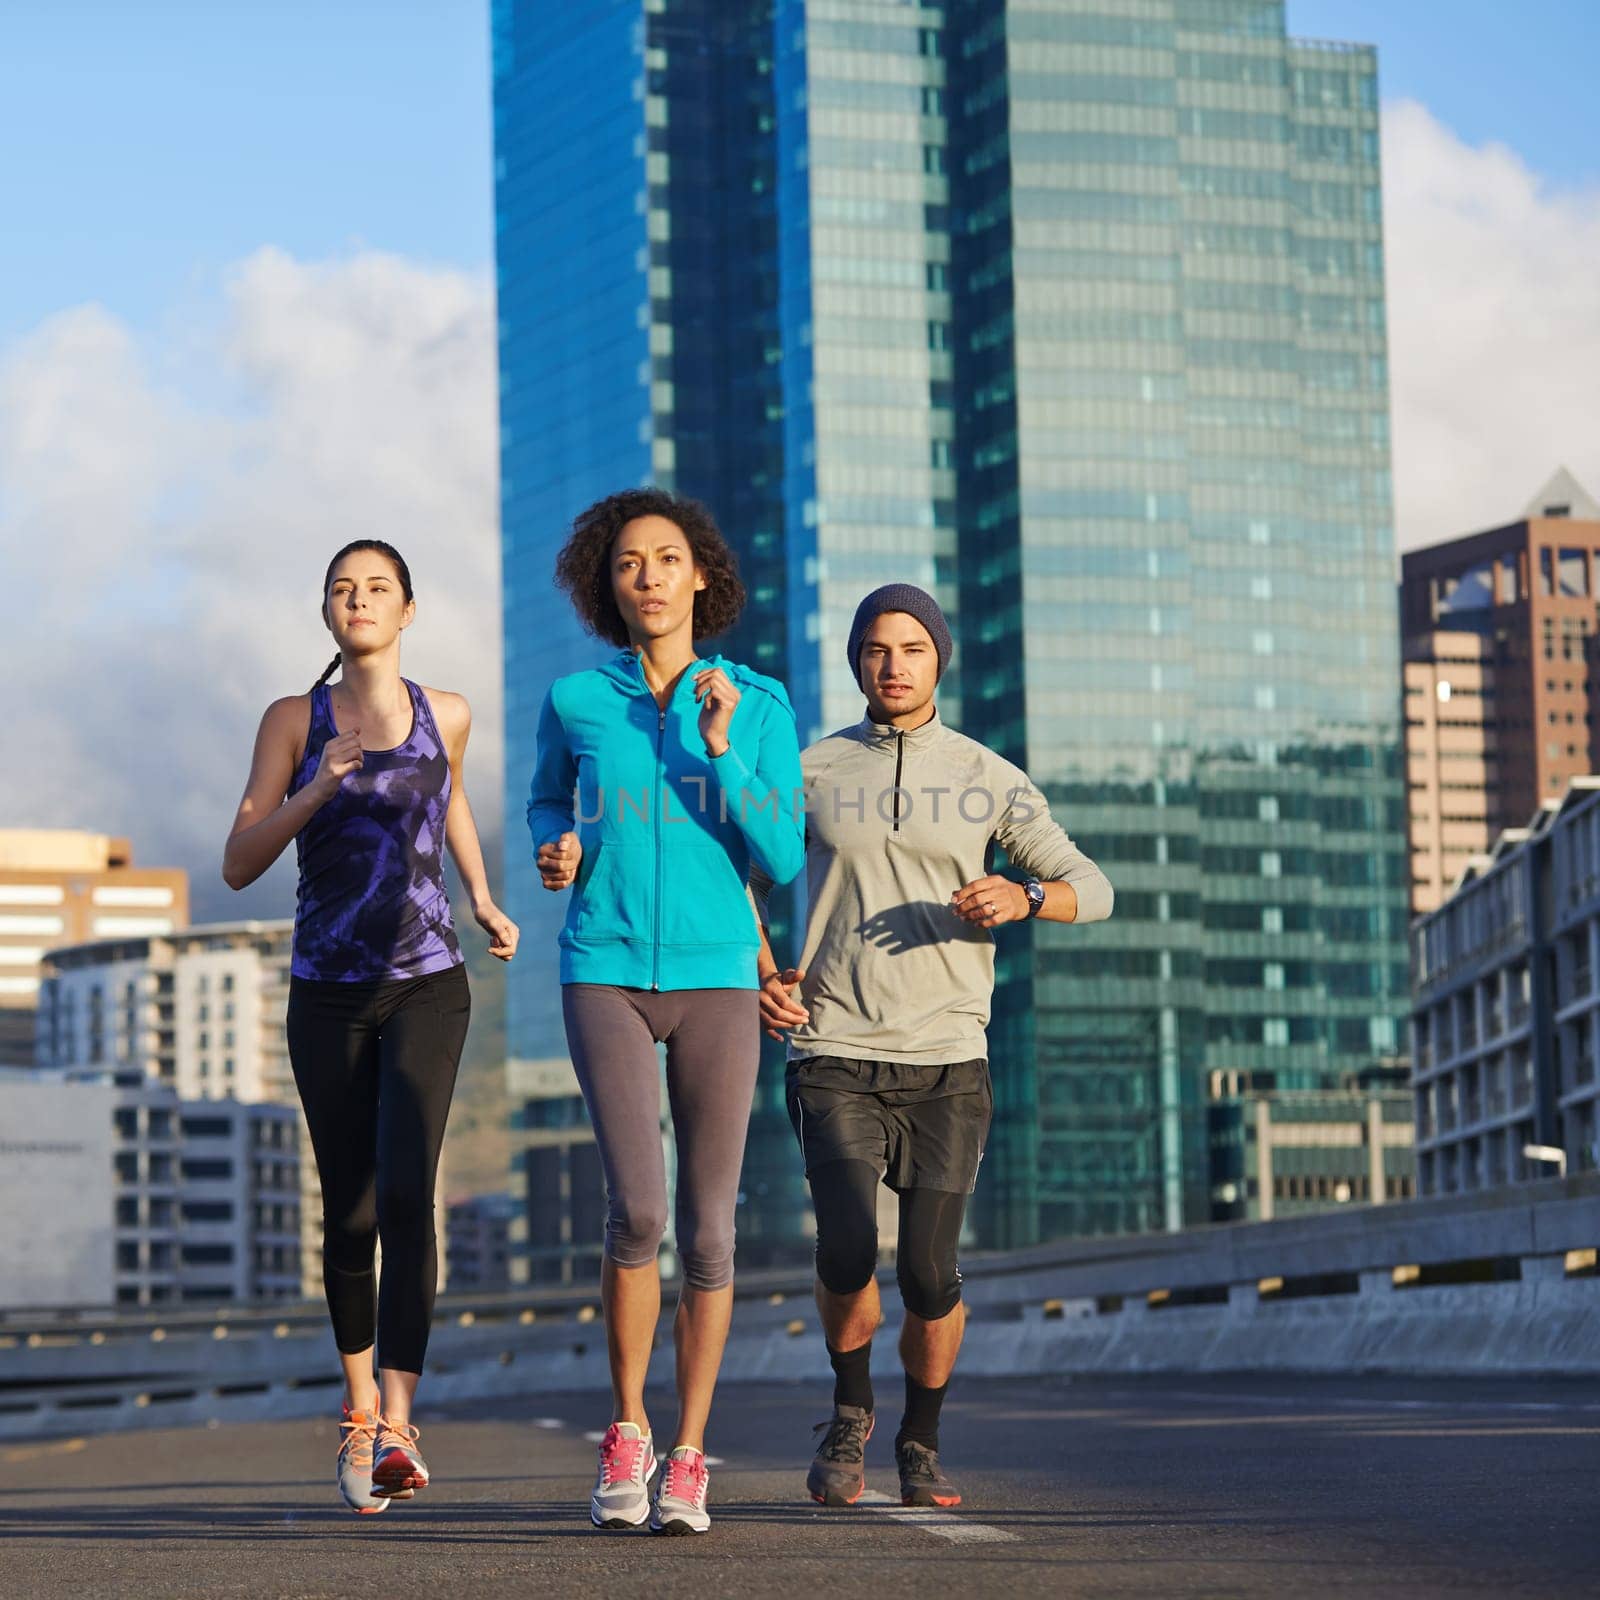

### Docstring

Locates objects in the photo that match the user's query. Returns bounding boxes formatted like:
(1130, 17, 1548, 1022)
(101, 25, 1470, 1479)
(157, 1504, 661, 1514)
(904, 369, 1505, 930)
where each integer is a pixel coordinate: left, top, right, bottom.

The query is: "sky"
(3, 1, 1599, 919)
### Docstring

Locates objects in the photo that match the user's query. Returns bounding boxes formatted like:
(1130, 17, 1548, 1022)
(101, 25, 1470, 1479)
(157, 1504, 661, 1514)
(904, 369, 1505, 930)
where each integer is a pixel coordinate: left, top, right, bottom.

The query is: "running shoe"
(336, 1405, 390, 1516)
(590, 1421, 656, 1529)
(371, 1417, 430, 1496)
(807, 1404, 873, 1506)
(650, 1445, 711, 1535)
(895, 1437, 961, 1508)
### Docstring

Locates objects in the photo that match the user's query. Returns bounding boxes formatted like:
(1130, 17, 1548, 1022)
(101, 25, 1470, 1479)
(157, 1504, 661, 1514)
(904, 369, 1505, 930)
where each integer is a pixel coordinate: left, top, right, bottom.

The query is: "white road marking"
(857, 1488, 1018, 1544)
(533, 1418, 564, 1430)
(582, 1430, 606, 1442)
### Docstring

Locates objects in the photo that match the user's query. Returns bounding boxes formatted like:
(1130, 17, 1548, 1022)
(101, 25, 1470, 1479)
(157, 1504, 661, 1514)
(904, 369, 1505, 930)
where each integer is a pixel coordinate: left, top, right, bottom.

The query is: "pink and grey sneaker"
(590, 1421, 656, 1529)
(650, 1445, 711, 1535)
(371, 1418, 430, 1496)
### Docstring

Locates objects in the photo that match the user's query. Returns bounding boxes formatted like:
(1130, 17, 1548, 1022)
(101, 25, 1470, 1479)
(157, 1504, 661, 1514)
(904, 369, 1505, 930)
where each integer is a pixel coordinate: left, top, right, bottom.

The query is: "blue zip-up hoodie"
(527, 651, 805, 991)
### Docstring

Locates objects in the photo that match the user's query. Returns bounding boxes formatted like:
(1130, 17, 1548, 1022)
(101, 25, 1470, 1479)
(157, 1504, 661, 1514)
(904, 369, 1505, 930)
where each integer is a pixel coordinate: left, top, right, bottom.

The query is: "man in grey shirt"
(750, 583, 1112, 1511)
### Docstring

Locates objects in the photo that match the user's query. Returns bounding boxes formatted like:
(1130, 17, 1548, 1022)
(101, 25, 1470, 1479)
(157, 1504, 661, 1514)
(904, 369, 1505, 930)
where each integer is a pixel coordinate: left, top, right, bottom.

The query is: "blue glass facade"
(494, 0, 652, 1069)
(495, 0, 1407, 1259)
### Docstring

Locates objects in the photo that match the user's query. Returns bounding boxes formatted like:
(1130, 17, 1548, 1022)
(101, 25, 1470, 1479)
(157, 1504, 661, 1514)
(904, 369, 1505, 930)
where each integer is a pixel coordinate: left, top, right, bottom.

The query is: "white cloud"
(1382, 99, 1600, 551)
(0, 250, 500, 922)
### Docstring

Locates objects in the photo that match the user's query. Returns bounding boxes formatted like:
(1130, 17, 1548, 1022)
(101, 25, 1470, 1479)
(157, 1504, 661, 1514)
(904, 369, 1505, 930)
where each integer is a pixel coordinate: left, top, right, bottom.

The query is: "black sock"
(827, 1339, 874, 1414)
(896, 1375, 948, 1453)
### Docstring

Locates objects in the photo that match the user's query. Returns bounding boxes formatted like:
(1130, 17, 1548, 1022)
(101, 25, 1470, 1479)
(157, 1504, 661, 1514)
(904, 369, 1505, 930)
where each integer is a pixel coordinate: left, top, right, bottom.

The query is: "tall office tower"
(1401, 468, 1600, 914)
(495, 0, 1406, 1255)
(0, 831, 188, 1069)
(494, 0, 805, 1274)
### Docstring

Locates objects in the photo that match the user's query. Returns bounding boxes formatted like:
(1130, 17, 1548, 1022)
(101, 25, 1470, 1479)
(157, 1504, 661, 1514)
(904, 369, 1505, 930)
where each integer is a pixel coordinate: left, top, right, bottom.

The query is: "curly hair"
(554, 487, 745, 648)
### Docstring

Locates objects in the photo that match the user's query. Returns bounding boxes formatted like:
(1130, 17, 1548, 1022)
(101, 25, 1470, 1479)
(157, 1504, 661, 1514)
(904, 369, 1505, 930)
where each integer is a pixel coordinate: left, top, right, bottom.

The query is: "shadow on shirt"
(855, 900, 990, 956)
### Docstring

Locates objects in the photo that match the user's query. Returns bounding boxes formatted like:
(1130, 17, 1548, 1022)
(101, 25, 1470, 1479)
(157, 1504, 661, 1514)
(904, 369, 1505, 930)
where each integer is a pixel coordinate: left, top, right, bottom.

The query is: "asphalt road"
(1, 1374, 1596, 1598)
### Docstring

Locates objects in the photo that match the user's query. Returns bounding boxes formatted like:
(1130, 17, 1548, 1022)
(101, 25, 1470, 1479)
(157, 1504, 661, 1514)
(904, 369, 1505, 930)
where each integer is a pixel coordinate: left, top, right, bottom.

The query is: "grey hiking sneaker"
(590, 1421, 657, 1529)
(336, 1406, 390, 1515)
(896, 1437, 961, 1507)
(807, 1405, 874, 1506)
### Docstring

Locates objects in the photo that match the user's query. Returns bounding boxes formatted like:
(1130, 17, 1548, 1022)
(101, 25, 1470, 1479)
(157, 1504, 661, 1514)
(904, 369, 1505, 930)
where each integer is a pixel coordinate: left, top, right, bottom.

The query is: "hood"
(595, 650, 795, 718)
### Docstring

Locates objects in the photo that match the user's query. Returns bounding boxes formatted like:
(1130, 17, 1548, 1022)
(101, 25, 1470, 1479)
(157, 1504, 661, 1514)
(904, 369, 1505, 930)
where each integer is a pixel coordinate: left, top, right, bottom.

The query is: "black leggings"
(286, 965, 470, 1374)
(810, 1159, 968, 1321)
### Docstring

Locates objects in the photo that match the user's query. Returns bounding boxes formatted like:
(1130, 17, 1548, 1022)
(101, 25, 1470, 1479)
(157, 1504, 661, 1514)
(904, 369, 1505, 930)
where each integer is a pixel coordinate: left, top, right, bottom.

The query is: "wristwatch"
(1022, 877, 1045, 919)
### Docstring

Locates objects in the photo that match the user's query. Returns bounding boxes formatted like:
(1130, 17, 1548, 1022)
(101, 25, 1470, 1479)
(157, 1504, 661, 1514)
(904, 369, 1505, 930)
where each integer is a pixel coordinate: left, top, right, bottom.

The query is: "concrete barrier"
(4, 1175, 1598, 1439)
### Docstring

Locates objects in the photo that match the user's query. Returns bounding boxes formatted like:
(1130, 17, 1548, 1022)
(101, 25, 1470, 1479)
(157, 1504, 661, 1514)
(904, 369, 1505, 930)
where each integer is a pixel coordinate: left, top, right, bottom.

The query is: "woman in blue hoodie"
(528, 487, 804, 1535)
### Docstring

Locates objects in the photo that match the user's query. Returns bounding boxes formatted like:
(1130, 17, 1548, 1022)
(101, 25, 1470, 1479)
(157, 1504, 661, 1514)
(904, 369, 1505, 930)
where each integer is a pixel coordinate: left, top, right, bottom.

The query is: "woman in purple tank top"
(222, 539, 517, 1515)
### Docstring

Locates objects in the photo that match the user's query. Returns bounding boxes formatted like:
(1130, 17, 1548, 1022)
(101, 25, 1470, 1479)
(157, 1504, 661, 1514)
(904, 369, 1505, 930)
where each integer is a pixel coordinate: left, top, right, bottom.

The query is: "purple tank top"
(288, 679, 463, 982)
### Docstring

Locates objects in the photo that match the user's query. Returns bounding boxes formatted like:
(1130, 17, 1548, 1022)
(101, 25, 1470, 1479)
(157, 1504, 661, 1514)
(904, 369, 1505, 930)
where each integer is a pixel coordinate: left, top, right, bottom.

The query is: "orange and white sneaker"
(372, 1417, 430, 1496)
(336, 1406, 391, 1515)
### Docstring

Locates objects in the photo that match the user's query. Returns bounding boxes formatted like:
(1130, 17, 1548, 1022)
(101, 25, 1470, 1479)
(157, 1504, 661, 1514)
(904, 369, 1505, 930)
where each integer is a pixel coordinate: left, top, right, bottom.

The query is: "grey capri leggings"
(562, 984, 760, 1290)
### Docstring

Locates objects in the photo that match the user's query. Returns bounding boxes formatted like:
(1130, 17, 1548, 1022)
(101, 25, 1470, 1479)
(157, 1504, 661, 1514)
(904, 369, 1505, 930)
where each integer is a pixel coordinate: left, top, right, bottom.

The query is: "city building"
(1409, 778, 1600, 1196)
(445, 1192, 518, 1293)
(0, 1074, 301, 1311)
(1402, 631, 1496, 916)
(495, 0, 1407, 1255)
(1206, 1065, 1414, 1221)
(35, 921, 320, 1299)
(505, 1056, 606, 1286)
(0, 1076, 115, 1312)
(0, 830, 187, 1069)
(1401, 467, 1600, 913)
(108, 1077, 183, 1307)
(177, 1100, 302, 1304)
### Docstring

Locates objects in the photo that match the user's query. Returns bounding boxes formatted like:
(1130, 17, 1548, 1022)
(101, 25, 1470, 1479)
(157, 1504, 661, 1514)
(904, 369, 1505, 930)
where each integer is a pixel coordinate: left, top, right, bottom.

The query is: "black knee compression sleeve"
(810, 1160, 881, 1295)
(895, 1187, 968, 1321)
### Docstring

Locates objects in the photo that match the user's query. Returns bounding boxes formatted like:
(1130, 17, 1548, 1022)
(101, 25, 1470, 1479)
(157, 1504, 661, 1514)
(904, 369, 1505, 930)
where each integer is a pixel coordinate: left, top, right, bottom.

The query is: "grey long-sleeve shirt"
(749, 708, 1113, 1066)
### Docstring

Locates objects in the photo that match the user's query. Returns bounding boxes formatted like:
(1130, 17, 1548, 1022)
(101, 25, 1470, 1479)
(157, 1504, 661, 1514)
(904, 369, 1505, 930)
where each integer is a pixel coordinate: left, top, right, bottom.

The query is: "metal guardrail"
(5, 1175, 1600, 1439)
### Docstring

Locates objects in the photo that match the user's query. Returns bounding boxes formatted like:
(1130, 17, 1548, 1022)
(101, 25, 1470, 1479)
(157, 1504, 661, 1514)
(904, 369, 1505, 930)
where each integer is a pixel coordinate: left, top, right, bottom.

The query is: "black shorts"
(785, 1055, 993, 1195)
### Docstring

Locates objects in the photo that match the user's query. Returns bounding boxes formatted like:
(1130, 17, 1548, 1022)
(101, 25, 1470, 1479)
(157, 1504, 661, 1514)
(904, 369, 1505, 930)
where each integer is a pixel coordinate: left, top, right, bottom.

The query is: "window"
(181, 1158, 232, 1181)
(182, 1116, 231, 1139)
(1560, 549, 1589, 597)
(181, 1244, 234, 1266)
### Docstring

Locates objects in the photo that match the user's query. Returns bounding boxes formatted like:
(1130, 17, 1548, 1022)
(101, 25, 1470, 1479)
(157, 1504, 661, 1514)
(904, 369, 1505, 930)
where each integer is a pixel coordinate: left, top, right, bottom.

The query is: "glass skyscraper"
(494, 0, 1407, 1260)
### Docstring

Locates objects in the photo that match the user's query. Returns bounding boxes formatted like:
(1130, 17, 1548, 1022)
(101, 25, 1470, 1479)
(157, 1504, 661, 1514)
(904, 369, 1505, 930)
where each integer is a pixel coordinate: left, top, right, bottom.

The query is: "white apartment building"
(37, 922, 320, 1298)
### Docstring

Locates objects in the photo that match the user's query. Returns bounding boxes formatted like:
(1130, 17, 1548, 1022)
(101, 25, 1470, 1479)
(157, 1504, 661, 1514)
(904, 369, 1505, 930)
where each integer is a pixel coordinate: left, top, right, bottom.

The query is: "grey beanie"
(846, 583, 953, 684)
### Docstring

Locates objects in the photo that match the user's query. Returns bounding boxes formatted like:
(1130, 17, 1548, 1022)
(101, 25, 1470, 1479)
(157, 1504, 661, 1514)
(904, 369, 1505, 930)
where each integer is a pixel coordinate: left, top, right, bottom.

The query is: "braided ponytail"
(315, 539, 415, 692)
